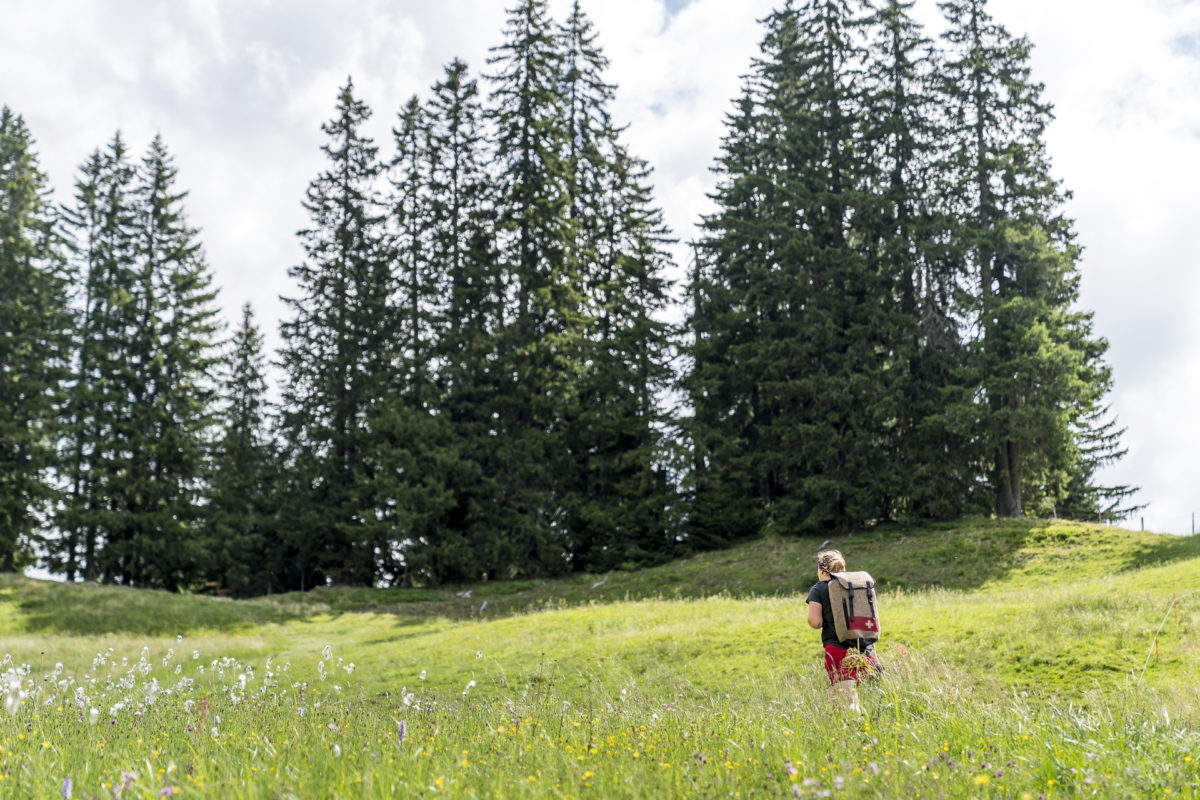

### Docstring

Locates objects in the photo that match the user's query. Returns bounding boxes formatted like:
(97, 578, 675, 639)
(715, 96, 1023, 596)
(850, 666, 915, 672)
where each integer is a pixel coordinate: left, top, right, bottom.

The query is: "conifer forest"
(0, 0, 1138, 594)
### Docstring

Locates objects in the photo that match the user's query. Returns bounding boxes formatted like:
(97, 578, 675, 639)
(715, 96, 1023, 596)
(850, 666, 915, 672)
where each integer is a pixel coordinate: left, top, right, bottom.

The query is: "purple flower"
(397, 719, 407, 746)
(61, 777, 72, 798)
(994, 768, 1004, 778)
(159, 788, 179, 797)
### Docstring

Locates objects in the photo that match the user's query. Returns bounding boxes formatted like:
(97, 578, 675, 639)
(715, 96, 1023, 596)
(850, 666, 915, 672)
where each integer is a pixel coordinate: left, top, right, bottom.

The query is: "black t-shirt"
(807, 580, 856, 649)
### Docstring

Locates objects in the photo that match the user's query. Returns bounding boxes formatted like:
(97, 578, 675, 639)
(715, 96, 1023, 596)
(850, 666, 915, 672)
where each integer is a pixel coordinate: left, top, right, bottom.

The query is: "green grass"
(1, 518, 1199, 797)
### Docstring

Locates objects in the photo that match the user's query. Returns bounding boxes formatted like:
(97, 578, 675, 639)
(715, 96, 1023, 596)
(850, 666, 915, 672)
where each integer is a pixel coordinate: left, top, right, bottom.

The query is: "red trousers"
(824, 644, 878, 685)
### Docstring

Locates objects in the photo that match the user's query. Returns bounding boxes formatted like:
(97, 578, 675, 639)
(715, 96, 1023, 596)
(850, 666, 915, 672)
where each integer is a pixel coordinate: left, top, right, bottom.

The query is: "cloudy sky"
(3, 0, 1197, 533)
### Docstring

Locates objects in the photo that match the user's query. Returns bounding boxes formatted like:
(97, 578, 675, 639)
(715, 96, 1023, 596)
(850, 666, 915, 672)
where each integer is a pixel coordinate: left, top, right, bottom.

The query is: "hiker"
(806, 549, 879, 708)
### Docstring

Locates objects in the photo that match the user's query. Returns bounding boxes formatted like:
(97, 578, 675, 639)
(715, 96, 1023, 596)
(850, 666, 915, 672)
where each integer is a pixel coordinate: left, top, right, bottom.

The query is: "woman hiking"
(806, 549, 879, 711)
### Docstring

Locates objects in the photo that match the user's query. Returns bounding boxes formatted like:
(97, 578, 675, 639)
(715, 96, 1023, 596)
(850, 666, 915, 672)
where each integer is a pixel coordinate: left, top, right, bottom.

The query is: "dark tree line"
(0, 0, 1136, 593)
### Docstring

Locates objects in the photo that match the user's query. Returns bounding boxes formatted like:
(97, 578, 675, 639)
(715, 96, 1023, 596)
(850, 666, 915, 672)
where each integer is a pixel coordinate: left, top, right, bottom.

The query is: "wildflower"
(397, 720, 408, 745)
(61, 777, 71, 798)
(322, 645, 333, 660)
(784, 759, 798, 778)
(328, 723, 339, 732)
(833, 775, 845, 790)
(995, 768, 1004, 778)
(121, 771, 138, 791)
(463, 680, 476, 697)
(419, 670, 427, 681)
(159, 788, 179, 797)
(183, 700, 194, 714)
(332, 744, 341, 757)
(974, 774, 991, 786)
(88, 708, 99, 725)
(298, 707, 305, 717)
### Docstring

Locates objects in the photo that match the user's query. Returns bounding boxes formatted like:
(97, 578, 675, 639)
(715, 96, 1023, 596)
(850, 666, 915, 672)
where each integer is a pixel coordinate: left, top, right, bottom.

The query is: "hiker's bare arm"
(807, 601, 823, 629)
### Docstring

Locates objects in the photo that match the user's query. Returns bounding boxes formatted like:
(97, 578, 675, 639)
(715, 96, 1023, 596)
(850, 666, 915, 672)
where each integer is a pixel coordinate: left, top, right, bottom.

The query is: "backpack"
(827, 571, 881, 646)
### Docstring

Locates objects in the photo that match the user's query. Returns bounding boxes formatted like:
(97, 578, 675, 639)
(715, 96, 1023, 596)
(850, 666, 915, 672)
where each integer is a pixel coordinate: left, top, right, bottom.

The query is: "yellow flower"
(974, 774, 991, 786)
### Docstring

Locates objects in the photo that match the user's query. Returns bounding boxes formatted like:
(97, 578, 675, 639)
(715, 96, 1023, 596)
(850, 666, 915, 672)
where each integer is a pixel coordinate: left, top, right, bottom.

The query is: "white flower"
(332, 744, 341, 757)
(462, 680, 476, 697)
(88, 708, 99, 725)
(419, 670, 426, 681)
(322, 645, 333, 660)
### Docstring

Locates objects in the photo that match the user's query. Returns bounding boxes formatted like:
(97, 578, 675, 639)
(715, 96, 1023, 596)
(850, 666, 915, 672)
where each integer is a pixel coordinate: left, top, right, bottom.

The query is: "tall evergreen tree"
(485, 0, 580, 576)
(0, 108, 70, 572)
(277, 79, 394, 588)
(936, 0, 1119, 517)
(858, 0, 981, 518)
(557, 1, 676, 569)
(688, 0, 897, 536)
(685, 86, 769, 547)
(396, 59, 503, 585)
(129, 135, 222, 589)
(55, 133, 141, 582)
(208, 304, 278, 595)
(366, 92, 458, 587)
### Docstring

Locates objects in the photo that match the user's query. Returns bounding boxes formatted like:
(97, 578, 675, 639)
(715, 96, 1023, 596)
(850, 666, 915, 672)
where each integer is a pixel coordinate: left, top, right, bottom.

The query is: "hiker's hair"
(817, 550, 845, 574)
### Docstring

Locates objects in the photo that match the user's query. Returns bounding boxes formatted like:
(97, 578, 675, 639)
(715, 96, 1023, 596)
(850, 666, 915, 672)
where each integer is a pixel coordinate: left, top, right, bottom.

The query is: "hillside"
(1, 519, 1198, 798)
(3, 518, 1197, 691)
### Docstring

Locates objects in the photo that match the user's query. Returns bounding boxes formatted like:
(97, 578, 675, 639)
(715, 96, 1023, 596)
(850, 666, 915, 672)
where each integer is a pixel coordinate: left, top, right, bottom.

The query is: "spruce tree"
(399, 59, 502, 585)
(56, 133, 141, 582)
(858, 0, 981, 518)
(0, 108, 70, 572)
(277, 79, 394, 587)
(485, 0, 580, 576)
(557, 1, 676, 569)
(208, 304, 278, 595)
(688, 1, 895, 536)
(366, 92, 458, 587)
(685, 86, 769, 547)
(936, 0, 1121, 517)
(131, 135, 222, 589)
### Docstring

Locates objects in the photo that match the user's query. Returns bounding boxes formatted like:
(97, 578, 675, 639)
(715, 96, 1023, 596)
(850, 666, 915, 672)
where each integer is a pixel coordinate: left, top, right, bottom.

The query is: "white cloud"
(3, 0, 1198, 531)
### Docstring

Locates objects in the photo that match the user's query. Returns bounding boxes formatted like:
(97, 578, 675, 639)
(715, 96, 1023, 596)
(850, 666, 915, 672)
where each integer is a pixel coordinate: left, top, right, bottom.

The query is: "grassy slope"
(2, 518, 1198, 697)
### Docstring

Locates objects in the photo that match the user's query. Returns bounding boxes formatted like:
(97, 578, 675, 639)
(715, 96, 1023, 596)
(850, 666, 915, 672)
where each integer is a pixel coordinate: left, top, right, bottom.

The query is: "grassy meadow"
(1, 518, 1198, 798)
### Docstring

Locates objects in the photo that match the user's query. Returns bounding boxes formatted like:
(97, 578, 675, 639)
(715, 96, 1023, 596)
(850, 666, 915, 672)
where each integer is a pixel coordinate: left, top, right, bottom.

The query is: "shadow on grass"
(6, 519, 1198, 636)
(2, 576, 295, 637)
